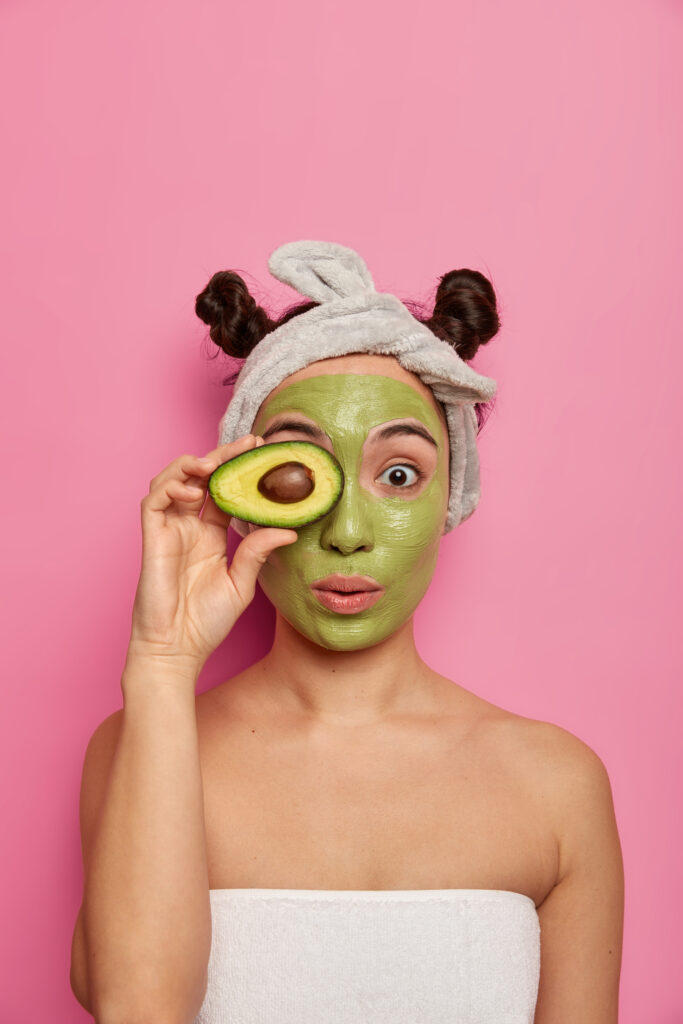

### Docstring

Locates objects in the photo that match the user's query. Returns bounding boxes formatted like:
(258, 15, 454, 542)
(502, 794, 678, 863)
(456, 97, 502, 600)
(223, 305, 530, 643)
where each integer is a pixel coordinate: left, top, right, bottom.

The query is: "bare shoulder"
(514, 715, 616, 800)
(491, 716, 625, 1020)
(475, 708, 620, 862)
(489, 712, 622, 880)
(78, 710, 126, 857)
(80, 708, 126, 792)
(84, 706, 125, 751)
(483, 708, 613, 786)
(71, 708, 126, 1012)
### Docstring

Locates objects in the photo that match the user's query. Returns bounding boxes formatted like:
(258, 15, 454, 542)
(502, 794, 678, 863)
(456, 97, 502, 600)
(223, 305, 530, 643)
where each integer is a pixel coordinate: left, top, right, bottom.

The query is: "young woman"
(70, 242, 624, 1023)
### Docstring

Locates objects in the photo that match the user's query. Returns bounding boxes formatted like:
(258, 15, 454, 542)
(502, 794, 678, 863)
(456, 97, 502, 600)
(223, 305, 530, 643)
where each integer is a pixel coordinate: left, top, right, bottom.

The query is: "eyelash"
(377, 463, 425, 489)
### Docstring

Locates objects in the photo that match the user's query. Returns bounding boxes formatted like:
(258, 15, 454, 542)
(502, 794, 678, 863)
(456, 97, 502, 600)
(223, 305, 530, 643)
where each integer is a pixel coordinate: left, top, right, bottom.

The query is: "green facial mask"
(251, 375, 450, 651)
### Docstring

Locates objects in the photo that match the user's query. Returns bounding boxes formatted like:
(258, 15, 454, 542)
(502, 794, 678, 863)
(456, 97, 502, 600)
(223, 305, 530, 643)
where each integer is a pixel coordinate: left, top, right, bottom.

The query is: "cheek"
(380, 469, 448, 542)
(371, 501, 443, 614)
(374, 497, 446, 568)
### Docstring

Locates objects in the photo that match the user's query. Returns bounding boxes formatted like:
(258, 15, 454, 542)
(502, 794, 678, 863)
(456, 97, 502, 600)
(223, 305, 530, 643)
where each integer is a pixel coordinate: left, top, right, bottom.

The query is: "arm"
(70, 657, 211, 1024)
(69, 435, 298, 1023)
(534, 730, 625, 1023)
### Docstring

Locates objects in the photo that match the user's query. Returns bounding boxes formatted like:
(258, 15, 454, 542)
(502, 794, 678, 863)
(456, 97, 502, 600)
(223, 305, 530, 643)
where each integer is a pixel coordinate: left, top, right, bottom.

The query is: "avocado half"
(208, 440, 344, 528)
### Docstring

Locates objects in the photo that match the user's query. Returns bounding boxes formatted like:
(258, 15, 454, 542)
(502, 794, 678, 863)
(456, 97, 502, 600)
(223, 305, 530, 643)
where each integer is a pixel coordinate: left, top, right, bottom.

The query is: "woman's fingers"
(148, 435, 258, 494)
(200, 435, 268, 531)
(201, 488, 232, 531)
(141, 479, 204, 527)
(147, 454, 206, 494)
(198, 435, 268, 530)
(227, 527, 298, 608)
(143, 435, 261, 527)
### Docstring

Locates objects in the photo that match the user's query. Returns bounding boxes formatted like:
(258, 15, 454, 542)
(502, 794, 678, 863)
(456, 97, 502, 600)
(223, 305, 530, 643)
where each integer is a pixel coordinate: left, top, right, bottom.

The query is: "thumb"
(227, 527, 298, 607)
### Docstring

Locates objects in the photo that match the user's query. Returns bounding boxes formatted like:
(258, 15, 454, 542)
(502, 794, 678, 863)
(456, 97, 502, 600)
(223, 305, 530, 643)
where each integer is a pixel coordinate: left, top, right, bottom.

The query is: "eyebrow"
(260, 417, 328, 442)
(373, 423, 438, 448)
(260, 416, 438, 447)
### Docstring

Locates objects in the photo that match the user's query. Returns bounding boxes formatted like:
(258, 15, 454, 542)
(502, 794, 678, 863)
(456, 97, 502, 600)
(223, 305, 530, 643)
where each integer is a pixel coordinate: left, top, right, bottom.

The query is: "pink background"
(1, 0, 681, 1020)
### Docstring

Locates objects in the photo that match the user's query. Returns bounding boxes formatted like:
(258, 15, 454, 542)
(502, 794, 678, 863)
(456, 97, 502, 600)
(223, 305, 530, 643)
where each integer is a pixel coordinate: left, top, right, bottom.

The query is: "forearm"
(83, 656, 211, 1023)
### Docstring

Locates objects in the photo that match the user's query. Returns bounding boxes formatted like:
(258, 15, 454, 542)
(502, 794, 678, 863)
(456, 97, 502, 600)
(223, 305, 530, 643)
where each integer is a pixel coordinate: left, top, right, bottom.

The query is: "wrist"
(123, 644, 204, 687)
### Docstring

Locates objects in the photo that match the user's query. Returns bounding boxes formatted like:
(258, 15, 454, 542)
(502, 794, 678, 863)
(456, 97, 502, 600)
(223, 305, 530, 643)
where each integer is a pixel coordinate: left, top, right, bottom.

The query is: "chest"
(197, 710, 557, 907)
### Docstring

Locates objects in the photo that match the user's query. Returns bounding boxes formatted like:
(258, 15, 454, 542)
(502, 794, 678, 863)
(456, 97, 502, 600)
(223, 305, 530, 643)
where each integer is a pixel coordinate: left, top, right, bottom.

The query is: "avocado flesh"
(208, 441, 344, 528)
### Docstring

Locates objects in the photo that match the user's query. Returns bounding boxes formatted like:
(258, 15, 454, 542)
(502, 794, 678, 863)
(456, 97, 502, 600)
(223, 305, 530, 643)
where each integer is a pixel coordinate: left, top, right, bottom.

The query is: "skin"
(194, 362, 624, 1021)
(70, 366, 623, 1022)
(249, 369, 450, 653)
(220, 353, 454, 726)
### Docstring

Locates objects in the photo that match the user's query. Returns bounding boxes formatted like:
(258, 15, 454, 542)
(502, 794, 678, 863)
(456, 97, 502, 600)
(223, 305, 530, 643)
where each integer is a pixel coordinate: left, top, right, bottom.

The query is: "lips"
(309, 574, 385, 615)
(310, 574, 383, 593)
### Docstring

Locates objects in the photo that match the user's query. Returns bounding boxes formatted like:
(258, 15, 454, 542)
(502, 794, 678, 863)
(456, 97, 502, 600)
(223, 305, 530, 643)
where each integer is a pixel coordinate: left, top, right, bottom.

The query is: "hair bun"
(426, 268, 501, 362)
(195, 270, 273, 360)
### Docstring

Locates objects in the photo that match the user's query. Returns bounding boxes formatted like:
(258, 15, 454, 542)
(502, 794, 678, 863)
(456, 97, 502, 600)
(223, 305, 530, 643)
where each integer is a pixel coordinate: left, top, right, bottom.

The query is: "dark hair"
(195, 266, 501, 432)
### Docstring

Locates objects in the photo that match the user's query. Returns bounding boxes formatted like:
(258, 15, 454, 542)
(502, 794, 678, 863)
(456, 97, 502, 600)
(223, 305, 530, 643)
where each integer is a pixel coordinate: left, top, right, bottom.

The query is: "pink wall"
(1, 0, 680, 1020)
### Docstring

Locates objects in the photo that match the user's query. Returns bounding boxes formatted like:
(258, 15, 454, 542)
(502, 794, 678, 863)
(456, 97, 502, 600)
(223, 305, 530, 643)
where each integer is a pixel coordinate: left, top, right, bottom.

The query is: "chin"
(282, 613, 405, 653)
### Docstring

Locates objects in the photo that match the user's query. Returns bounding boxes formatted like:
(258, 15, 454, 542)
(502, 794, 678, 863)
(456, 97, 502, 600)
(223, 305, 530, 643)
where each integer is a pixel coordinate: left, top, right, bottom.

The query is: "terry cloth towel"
(217, 241, 498, 536)
(193, 888, 541, 1024)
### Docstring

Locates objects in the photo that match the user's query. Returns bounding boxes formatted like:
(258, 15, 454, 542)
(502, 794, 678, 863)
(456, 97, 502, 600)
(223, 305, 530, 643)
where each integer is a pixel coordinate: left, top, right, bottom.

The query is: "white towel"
(193, 888, 540, 1024)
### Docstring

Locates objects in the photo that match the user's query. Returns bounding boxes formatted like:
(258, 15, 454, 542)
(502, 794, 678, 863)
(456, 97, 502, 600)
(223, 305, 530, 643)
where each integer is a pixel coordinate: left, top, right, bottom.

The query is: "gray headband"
(217, 240, 497, 536)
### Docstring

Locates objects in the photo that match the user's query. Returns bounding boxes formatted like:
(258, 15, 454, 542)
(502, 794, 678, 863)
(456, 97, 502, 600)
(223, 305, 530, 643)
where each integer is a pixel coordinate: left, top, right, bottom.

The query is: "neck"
(251, 612, 437, 727)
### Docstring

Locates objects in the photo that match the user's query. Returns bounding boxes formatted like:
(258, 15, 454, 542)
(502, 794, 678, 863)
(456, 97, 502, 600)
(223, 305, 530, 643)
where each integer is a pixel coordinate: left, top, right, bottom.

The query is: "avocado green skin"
(208, 440, 344, 528)
(250, 374, 450, 652)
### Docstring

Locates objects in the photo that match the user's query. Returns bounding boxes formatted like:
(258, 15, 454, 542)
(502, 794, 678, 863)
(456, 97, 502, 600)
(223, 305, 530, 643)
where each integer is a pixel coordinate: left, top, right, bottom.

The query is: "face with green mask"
(249, 364, 450, 651)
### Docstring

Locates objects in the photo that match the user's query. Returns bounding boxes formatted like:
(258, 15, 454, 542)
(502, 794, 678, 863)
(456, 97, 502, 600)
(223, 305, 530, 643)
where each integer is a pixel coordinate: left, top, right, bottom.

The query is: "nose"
(319, 477, 374, 554)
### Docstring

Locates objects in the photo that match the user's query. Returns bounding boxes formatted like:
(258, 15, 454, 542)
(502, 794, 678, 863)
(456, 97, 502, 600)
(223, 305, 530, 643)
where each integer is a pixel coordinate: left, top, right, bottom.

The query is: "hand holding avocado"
(126, 434, 299, 675)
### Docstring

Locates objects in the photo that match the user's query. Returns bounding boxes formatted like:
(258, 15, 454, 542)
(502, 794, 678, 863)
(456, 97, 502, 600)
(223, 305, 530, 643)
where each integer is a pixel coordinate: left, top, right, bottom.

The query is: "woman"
(70, 242, 624, 1023)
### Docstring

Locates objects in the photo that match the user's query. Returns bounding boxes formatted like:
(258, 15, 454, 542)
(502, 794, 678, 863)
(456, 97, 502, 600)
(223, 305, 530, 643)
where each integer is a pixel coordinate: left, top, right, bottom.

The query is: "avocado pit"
(257, 461, 315, 504)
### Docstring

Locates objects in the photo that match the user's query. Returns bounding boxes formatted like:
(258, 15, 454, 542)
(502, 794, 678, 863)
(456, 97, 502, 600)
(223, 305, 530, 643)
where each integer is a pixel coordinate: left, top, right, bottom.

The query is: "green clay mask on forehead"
(250, 374, 450, 652)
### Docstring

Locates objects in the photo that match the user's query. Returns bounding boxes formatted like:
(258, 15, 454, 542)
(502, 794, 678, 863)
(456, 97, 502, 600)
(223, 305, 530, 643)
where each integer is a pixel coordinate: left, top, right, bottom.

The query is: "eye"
(377, 463, 424, 489)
